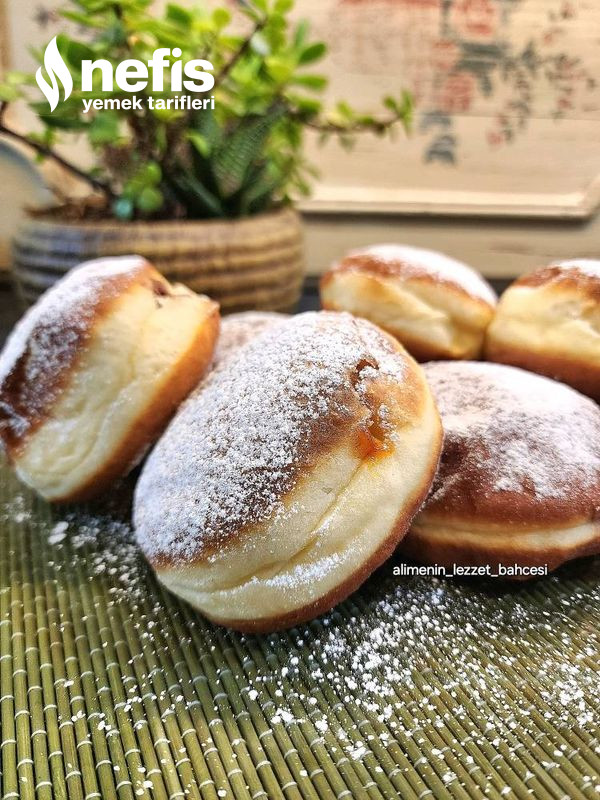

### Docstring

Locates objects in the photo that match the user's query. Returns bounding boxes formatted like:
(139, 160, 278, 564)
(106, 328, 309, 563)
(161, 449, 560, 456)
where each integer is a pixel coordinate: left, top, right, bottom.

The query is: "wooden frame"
(295, 0, 600, 222)
(300, 175, 600, 220)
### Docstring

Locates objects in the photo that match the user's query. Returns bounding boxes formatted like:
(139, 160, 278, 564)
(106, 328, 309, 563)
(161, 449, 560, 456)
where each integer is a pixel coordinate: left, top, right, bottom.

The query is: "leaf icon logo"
(35, 36, 73, 112)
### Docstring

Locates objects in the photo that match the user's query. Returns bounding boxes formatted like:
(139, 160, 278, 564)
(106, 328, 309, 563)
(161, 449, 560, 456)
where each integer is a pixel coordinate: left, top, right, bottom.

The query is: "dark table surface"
(0, 286, 21, 345)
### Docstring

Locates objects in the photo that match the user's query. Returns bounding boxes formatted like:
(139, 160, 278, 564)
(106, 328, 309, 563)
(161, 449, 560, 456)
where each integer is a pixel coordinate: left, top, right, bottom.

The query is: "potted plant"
(0, 0, 411, 311)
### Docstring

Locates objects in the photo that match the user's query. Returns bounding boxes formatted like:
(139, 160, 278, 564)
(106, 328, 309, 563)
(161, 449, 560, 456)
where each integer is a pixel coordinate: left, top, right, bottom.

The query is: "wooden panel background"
(298, 0, 600, 219)
(288, 0, 600, 276)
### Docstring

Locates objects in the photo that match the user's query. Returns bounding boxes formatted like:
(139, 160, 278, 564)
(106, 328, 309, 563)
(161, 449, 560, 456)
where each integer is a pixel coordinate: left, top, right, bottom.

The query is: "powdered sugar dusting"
(0, 256, 147, 437)
(0, 256, 145, 385)
(555, 259, 600, 280)
(424, 361, 600, 505)
(134, 311, 407, 563)
(214, 311, 287, 370)
(352, 244, 497, 305)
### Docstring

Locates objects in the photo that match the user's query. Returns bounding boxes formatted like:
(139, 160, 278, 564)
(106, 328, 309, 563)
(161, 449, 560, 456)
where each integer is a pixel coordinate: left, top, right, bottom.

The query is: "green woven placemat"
(1, 457, 599, 800)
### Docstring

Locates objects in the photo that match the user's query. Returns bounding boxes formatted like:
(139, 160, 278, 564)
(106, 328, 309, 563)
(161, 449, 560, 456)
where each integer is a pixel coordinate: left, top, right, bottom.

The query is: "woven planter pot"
(11, 207, 304, 313)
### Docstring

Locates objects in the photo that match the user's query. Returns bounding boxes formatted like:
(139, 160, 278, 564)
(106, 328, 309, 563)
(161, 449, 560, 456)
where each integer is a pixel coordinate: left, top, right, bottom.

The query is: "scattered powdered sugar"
(134, 311, 407, 563)
(350, 244, 497, 305)
(0, 256, 147, 437)
(555, 259, 600, 279)
(424, 361, 600, 505)
(2, 482, 600, 794)
(48, 520, 69, 544)
(261, 566, 600, 777)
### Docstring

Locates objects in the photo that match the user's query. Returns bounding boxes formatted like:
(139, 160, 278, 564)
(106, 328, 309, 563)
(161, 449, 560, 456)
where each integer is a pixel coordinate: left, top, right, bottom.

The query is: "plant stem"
(297, 112, 409, 136)
(0, 102, 115, 198)
(214, 18, 266, 85)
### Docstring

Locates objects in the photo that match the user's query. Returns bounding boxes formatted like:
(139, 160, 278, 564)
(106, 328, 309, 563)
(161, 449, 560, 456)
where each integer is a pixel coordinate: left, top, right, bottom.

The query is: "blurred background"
(1, 0, 599, 290)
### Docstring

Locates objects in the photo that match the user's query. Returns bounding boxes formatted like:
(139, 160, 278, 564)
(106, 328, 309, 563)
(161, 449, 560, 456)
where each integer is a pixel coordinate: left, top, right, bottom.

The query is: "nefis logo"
(36, 37, 73, 112)
(36, 36, 215, 113)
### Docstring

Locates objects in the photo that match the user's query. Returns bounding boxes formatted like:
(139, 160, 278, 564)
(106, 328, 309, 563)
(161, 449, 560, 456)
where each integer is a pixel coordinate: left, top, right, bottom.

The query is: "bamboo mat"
(1, 458, 599, 800)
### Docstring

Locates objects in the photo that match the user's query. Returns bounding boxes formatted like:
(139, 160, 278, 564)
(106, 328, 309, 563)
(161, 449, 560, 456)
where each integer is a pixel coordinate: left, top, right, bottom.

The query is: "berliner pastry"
(320, 244, 497, 361)
(485, 259, 600, 401)
(134, 311, 442, 632)
(403, 361, 600, 577)
(0, 256, 219, 502)
(214, 311, 287, 370)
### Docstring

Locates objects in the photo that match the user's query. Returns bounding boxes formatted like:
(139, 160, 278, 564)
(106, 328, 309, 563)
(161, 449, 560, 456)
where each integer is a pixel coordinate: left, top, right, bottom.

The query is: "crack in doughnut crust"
(320, 245, 497, 361)
(134, 311, 442, 631)
(404, 361, 600, 577)
(485, 259, 600, 401)
(0, 256, 219, 501)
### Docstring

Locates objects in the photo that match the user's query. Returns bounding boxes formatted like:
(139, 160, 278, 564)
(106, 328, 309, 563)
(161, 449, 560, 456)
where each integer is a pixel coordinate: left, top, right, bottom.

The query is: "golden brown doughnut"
(134, 311, 442, 632)
(320, 244, 497, 361)
(0, 256, 219, 502)
(485, 259, 600, 401)
(403, 361, 600, 578)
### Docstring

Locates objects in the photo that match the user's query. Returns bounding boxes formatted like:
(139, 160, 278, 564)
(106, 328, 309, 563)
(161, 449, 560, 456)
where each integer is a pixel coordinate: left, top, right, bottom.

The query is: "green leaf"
(238, 165, 280, 215)
(294, 19, 308, 48)
(0, 84, 21, 102)
(149, 104, 184, 123)
(212, 7, 231, 28)
(382, 90, 414, 132)
(61, 10, 107, 28)
(336, 100, 354, 119)
(140, 161, 162, 185)
(298, 42, 326, 65)
(5, 71, 32, 86)
(384, 95, 400, 113)
(285, 93, 321, 115)
(265, 56, 294, 83)
(187, 112, 223, 193)
(63, 39, 97, 69)
(166, 3, 192, 26)
(102, 21, 127, 47)
(191, 108, 222, 151)
(169, 171, 224, 217)
(187, 131, 211, 158)
(290, 74, 327, 91)
(212, 105, 285, 198)
(36, 113, 89, 131)
(136, 186, 163, 213)
(123, 162, 163, 200)
(88, 111, 120, 145)
(134, 19, 185, 48)
(399, 89, 414, 125)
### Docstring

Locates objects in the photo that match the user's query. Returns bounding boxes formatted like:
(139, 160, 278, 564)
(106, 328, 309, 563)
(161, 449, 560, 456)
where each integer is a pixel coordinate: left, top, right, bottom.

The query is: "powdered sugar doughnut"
(134, 311, 442, 632)
(214, 311, 287, 370)
(0, 256, 219, 502)
(403, 361, 600, 577)
(320, 244, 496, 361)
(486, 259, 600, 401)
